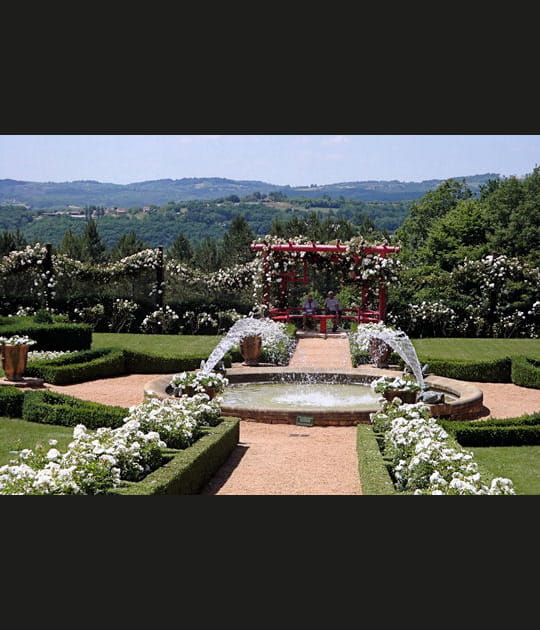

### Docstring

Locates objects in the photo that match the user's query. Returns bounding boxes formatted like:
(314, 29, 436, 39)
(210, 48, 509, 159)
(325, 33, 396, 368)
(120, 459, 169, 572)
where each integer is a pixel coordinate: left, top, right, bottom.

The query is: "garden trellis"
(0, 243, 260, 314)
(250, 236, 401, 324)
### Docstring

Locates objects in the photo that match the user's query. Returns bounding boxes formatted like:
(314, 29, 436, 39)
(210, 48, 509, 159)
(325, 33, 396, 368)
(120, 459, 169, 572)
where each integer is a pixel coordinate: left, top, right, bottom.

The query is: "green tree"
(395, 179, 472, 261)
(80, 219, 107, 263)
(484, 168, 540, 267)
(220, 214, 256, 267)
(57, 228, 84, 260)
(420, 198, 489, 271)
(192, 236, 222, 272)
(109, 231, 148, 261)
(167, 232, 194, 263)
(0, 229, 27, 256)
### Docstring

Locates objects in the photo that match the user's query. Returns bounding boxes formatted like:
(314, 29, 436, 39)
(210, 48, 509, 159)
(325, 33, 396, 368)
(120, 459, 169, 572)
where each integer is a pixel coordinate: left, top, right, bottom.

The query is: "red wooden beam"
(250, 242, 399, 254)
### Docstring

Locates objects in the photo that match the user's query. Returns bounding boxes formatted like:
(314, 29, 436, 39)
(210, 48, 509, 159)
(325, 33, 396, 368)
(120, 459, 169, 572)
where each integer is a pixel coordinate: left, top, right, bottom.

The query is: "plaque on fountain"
(296, 415, 314, 426)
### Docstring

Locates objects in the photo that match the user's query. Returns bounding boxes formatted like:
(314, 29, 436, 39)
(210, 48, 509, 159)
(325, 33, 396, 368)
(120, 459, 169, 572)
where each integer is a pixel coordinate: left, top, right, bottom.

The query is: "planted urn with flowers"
(370, 374, 422, 404)
(169, 370, 229, 399)
(0, 335, 37, 382)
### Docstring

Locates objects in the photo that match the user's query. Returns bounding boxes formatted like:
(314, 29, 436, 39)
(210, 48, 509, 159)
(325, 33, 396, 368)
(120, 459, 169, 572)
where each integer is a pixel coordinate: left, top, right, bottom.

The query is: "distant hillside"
(0, 174, 500, 209)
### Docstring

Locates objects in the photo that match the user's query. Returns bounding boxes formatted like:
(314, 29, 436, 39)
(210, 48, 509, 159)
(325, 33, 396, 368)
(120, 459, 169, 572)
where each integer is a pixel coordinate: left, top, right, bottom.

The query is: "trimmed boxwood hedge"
(0, 320, 92, 351)
(108, 417, 240, 495)
(0, 385, 26, 417)
(356, 424, 398, 495)
(419, 356, 512, 382)
(511, 355, 540, 388)
(26, 347, 127, 384)
(22, 389, 129, 429)
(439, 412, 540, 446)
(23, 347, 235, 385)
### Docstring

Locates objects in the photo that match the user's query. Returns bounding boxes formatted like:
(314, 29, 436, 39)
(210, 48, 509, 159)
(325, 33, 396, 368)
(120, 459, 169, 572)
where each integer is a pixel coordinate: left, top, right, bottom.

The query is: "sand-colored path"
(40, 334, 540, 495)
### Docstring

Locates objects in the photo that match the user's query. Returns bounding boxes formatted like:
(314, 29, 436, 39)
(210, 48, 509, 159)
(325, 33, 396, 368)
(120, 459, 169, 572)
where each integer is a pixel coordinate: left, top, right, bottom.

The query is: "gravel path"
(43, 342, 540, 495)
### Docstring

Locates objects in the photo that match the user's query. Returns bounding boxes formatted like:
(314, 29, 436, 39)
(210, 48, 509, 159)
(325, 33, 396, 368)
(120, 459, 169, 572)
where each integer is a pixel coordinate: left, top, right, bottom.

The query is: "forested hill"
(0, 173, 499, 208)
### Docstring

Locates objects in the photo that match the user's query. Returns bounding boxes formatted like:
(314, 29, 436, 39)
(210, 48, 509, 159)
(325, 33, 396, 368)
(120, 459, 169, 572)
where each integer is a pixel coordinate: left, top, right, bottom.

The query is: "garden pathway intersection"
(39, 332, 540, 495)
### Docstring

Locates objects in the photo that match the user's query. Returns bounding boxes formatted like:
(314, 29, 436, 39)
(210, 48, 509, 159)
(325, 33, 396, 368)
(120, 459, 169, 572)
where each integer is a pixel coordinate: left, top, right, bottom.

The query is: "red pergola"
(250, 240, 400, 327)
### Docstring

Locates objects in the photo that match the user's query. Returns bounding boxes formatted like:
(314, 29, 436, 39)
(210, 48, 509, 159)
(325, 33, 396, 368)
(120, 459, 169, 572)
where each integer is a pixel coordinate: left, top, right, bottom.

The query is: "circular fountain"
(143, 318, 484, 426)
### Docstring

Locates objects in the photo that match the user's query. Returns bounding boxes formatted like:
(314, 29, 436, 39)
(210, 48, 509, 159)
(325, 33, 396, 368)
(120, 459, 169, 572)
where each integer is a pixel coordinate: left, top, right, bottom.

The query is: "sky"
(0, 133, 538, 187)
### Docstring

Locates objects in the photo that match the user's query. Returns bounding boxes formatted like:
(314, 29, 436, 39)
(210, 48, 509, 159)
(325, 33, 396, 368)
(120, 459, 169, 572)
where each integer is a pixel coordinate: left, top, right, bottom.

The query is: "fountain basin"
(143, 366, 484, 426)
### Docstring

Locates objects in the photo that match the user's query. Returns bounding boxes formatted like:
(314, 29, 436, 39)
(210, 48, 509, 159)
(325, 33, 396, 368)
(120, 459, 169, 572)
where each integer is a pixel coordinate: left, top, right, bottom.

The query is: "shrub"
(22, 390, 128, 429)
(511, 356, 540, 389)
(0, 385, 25, 417)
(25, 348, 126, 384)
(109, 418, 240, 495)
(419, 356, 512, 382)
(439, 412, 540, 447)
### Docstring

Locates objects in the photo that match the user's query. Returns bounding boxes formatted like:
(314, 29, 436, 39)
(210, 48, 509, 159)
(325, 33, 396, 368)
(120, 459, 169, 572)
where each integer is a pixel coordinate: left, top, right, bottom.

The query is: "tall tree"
(167, 232, 194, 263)
(58, 228, 84, 260)
(192, 236, 222, 272)
(109, 231, 148, 261)
(80, 219, 107, 263)
(220, 214, 256, 267)
(0, 229, 27, 256)
(395, 179, 472, 260)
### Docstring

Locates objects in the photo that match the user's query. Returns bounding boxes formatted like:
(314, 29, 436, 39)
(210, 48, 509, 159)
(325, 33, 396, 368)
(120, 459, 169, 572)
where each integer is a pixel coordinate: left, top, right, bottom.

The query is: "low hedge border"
(511, 355, 540, 388)
(26, 347, 127, 385)
(1, 384, 241, 495)
(21, 389, 129, 429)
(356, 424, 398, 495)
(108, 417, 240, 495)
(0, 385, 26, 417)
(419, 356, 512, 382)
(439, 412, 540, 446)
(23, 347, 235, 385)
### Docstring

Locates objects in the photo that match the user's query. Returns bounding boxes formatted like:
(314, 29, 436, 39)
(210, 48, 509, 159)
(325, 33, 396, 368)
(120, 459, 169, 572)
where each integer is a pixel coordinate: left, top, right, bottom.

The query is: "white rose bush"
(371, 397, 515, 495)
(0, 394, 223, 495)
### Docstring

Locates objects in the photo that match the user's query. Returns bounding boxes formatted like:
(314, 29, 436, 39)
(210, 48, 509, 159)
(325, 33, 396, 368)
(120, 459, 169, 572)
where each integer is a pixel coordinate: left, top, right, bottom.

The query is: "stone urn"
(369, 338, 392, 368)
(1, 343, 29, 381)
(240, 334, 262, 366)
(383, 390, 418, 404)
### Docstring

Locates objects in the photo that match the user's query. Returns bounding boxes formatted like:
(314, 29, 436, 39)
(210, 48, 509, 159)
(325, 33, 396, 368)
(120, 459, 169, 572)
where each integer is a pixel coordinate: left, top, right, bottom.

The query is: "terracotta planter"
(369, 339, 391, 368)
(176, 385, 216, 399)
(240, 335, 262, 366)
(1, 344, 29, 381)
(383, 389, 418, 404)
(185, 385, 217, 399)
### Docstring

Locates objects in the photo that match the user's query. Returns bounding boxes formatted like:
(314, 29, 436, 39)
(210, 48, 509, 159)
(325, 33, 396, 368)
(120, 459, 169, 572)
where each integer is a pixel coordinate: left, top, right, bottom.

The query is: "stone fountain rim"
(143, 365, 484, 424)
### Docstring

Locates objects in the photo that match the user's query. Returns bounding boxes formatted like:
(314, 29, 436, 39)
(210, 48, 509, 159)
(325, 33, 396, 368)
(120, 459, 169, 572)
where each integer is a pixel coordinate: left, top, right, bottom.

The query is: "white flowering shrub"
(140, 305, 179, 334)
(125, 395, 222, 448)
(0, 419, 166, 495)
(72, 303, 106, 330)
(387, 300, 463, 337)
(170, 371, 229, 396)
(371, 398, 515, 495)
(258, 320, 297, 365)
(109, 299, 139, 333)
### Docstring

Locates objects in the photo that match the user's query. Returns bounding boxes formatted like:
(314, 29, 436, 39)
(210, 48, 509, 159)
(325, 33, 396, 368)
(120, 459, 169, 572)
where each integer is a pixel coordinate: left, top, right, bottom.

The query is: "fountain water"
(202, 317, 283, 373)
(353, 323, 426, 390)
(144, 315, 484, 424)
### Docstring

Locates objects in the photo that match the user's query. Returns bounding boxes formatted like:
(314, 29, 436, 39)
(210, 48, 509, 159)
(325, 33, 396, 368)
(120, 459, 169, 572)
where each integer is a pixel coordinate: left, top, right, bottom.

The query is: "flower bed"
(370, 398, 516, 495)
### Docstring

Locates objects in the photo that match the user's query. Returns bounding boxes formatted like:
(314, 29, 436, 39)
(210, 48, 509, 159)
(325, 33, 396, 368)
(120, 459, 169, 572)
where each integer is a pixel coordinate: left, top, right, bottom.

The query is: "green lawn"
(470, 445, 540, 495)
(0, 416, 74, 467)
(91, 332, 223, 356)
(411, 338, 540, 361)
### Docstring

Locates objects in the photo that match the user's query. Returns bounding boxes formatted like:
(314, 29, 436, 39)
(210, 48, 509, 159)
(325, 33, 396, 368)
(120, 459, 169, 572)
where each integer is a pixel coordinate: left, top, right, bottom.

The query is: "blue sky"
(0, 133, 538, 187)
